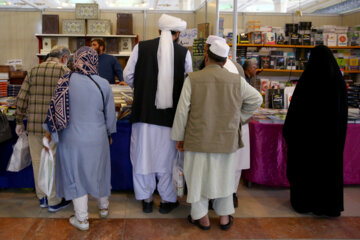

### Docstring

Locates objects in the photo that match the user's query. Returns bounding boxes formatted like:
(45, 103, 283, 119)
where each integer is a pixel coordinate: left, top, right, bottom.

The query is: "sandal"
(219, 215, 234, 231)
(187, 215, 211, 230)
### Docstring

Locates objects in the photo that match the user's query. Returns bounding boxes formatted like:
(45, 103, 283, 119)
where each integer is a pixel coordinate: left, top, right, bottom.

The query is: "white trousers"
(133, 172, 177, 202)
(234, 170, 242, 194)
(191, 194, 235, 220)
(72, 195, 109, 221)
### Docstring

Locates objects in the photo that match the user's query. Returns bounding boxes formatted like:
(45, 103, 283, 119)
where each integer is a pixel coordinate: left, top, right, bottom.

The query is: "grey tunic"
(55, 73, 117, 200)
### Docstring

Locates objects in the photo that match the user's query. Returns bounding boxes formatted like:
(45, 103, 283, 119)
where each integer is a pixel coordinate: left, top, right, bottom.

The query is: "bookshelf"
(257, 69, 360, 74)
(35, 34, 138, 65)
(229, 43, 360, 49)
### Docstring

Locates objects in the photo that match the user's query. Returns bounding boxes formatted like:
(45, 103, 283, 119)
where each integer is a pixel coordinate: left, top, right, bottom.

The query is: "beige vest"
(184, 64, 244, 154)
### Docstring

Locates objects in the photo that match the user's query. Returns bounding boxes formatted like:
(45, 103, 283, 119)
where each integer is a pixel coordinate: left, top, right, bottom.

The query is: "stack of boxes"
(0, 66, 10, 98)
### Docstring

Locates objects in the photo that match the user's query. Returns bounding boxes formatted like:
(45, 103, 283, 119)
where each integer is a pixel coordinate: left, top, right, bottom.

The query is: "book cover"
(337, 34, 348, 46)
(264, 32, 276, 44)
(290, 33, 300, 45)
(106, 38, 119, 54)
(349, 58, 359, 70)
(286, 57, 296, 70)
(276, 57, 285, 69)
(239, 33, 250, 43)
(271, 89, 284, 109)
(302, 34, 311, 45)
(327, 33, 337, 46)
(260, 56, 270, 69)
(251, 32, 262, 44)
(276, 33, 285, 45)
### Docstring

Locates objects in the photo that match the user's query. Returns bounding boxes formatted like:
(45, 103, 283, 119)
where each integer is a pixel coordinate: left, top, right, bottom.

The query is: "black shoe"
(159, 201, 179, 214)
(48, 198, 71, 213)
(208, 199, 214, 210)
(142, 200, 153, 213)
(187, 215, 211, 230)
(220, 215, 234, 231)
(233, 193, 238, 208)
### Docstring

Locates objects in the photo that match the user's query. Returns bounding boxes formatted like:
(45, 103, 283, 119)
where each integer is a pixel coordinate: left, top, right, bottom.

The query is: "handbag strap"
(86, 75, 106, 119)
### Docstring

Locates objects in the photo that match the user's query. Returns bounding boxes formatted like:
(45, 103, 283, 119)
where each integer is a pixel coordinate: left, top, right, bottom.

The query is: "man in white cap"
(123, 14, 192, 214)
(201, 35, 245, 79)
(204, 35, 251, 209)
(172, 40, 262, 230)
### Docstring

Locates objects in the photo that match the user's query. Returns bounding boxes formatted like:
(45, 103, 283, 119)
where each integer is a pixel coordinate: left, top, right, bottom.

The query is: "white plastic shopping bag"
(173, 151, 185, 198)
(38, 137, 55, 197)
(7, 134, 31, 172)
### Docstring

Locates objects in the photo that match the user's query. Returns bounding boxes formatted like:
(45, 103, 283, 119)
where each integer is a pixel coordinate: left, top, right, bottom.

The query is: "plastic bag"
(173, 151, 185, 198)
(7, 134, 31, 172)
(38, 137, 55, 197)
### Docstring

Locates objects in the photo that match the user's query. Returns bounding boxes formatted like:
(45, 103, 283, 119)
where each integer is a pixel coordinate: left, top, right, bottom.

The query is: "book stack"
(111, 85, 133, 120)
(299, 22, 312, 45)
(0, 66, 10, 98)
(347, 83, 360, 108)
(7, 84, 21, 97)
(348, 26, 360, 46)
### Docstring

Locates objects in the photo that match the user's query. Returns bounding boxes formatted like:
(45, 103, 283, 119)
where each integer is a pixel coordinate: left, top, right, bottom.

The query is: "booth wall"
(220, 13, 342, 30)
(0, 11, 41, 72)
(342, 11, 360, 27)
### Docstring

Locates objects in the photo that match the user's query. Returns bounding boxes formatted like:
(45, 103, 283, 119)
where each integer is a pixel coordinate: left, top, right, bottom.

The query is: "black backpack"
(0, 111, 12, 143)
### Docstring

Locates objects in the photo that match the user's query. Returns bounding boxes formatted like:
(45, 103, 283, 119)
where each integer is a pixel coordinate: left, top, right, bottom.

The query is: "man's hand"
(42, 133, 51, 152)
(176, 141, 184, 152)
(109, 137, 113, 145)
(119, 81, 128, 86)
(15, 124, 25, 136)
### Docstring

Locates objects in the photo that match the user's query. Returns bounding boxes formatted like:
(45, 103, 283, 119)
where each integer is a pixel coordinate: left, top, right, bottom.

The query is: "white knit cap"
(155, 14, 187, 109)
(206, 35, 226, 45)
(209, 40, 230, 58)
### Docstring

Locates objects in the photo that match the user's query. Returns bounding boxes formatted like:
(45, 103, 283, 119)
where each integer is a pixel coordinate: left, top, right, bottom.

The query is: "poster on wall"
(179, 28, 198, 47)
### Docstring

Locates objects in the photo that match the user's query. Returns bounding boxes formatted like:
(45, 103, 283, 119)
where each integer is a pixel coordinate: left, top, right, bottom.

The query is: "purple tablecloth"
(243, 120, 360, 186)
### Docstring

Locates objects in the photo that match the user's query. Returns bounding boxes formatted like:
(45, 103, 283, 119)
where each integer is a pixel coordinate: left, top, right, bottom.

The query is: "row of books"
(252, 108, 360, 124)
(239, 52, 299, 70)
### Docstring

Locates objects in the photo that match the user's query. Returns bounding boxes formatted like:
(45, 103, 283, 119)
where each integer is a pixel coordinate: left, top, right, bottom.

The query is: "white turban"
(206, 35, 226, 45)
(209, 40, 230, 58)
(156, 14, 187, 109)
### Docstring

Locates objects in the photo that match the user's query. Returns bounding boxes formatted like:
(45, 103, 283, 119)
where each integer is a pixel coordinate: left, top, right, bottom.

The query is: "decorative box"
(87, 20, 111, 35)
(75, 3, 98, 20)
(120, 38, 132, 53)
(62, 20, 85, 34)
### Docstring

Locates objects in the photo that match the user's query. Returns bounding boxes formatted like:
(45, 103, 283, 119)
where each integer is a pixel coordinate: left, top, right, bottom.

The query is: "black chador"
(283, 45, 348, 217)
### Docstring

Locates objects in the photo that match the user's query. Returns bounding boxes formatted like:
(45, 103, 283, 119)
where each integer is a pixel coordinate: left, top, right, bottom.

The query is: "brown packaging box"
(197, 23, 210, 39)
(117, 13, 133, 35)
(42, 15, 59, 34)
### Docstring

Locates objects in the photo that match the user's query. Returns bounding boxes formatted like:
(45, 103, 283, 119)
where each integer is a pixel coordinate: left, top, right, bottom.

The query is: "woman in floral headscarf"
(46, 46, 116, 231)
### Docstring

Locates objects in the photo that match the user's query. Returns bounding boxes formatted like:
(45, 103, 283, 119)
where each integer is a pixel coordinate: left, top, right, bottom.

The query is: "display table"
(243, 120, 360, 187)
(0, 120, 133, 190)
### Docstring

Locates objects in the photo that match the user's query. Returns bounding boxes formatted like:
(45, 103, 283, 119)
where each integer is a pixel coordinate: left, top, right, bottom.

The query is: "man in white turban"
(123, 14, 192, 214)
(205, 35, 251, 209)
(172, 40, 262, 231)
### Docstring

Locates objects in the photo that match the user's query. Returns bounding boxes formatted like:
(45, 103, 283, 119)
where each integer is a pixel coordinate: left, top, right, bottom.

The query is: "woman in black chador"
(283, 45, 348, 217)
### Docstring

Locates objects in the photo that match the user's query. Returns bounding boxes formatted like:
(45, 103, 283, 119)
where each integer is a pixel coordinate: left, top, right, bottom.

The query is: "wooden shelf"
(257, 69, 303, 73)
(37, 53, 131, 57)
(257, 69, 360, 74)
(229, 43, 360, 49)
(35, 34, 137, 38)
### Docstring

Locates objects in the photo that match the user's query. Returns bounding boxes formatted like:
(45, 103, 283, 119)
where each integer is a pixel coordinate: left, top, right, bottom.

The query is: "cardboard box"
(197, 23, 210, 39)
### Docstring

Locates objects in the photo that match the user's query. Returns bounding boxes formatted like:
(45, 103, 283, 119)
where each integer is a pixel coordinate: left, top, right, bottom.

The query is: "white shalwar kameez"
(171, 75, 261, 219)
(224, 59, 251, 193)
(123, 44, 193, 202)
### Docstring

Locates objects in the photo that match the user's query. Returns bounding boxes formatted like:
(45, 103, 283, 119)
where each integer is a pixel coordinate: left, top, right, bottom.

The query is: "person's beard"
(173, 37, 179, 44)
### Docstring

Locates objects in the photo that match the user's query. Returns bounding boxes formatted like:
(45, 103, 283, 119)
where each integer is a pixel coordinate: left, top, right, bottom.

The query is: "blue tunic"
(98, 54, 124, 84)
(55, 73, 117, 200)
